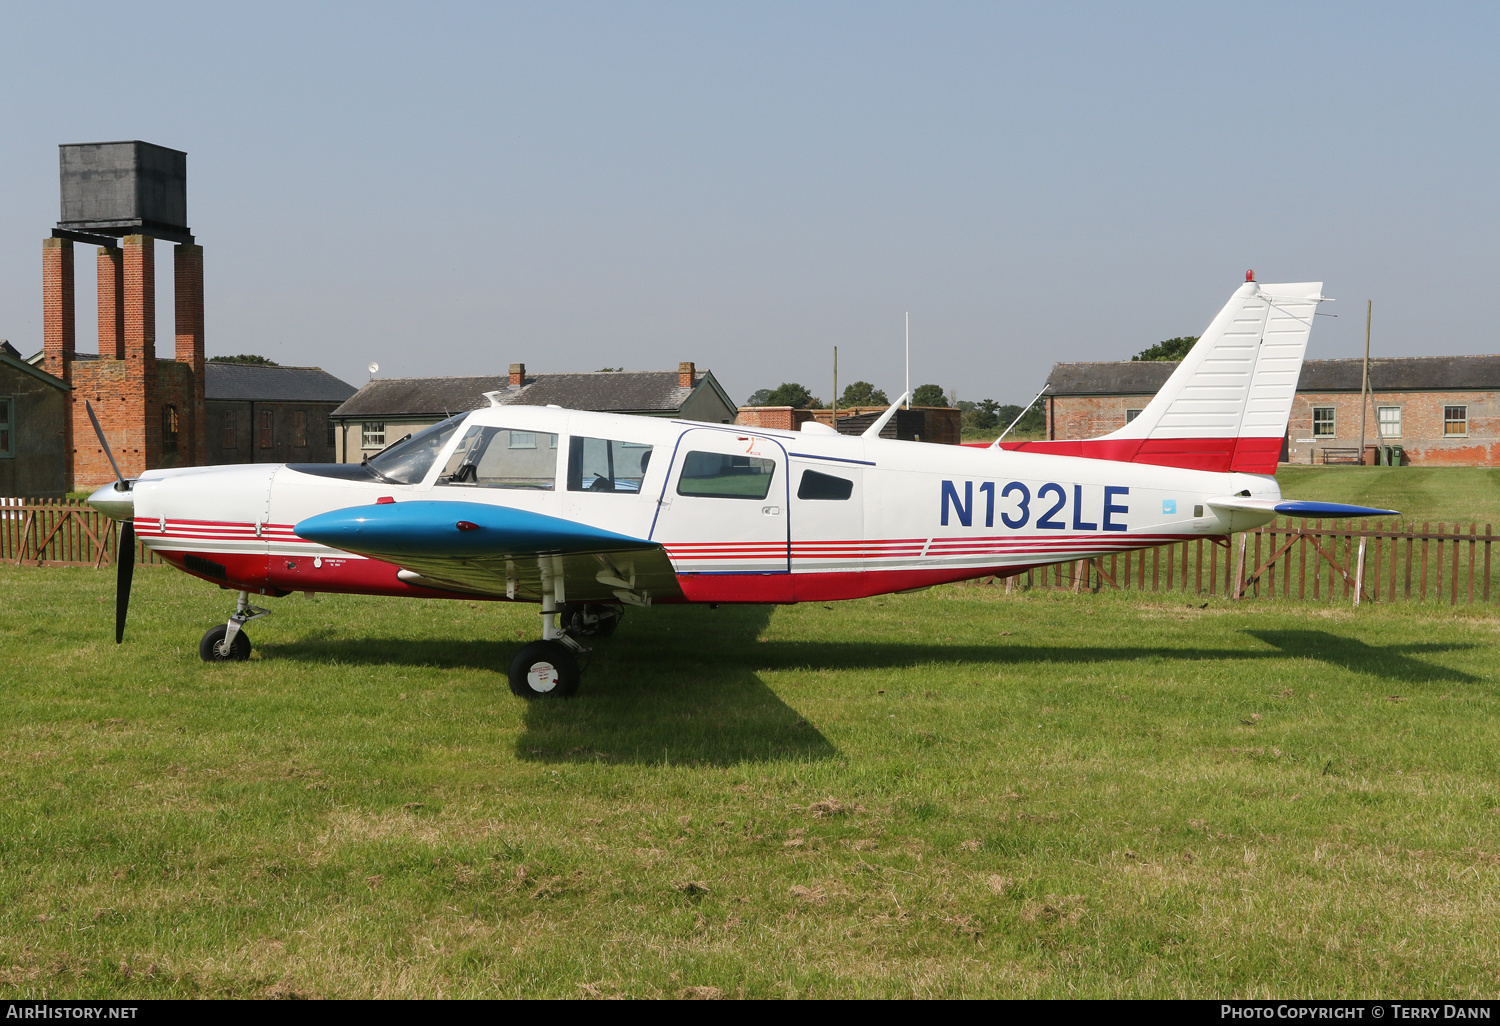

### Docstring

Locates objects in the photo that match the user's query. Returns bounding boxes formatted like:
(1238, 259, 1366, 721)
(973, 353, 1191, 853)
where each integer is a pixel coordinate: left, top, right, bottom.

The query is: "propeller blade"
(84, 400, 128, 489)
(116, 521, 135, 644)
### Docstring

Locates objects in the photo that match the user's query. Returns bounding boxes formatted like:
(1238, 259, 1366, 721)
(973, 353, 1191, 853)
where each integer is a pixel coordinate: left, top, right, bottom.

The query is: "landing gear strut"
(199, 591, 269, 662)
(506, 587, 614, 699)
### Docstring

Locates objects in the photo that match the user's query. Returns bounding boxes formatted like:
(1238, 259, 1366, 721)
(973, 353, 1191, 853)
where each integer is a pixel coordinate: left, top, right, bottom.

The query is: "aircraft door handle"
(762, 506, 781, 516)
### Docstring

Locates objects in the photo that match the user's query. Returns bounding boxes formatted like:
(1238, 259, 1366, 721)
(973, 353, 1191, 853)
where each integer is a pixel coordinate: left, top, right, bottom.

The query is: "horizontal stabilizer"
(1206, 497, 1398, 518)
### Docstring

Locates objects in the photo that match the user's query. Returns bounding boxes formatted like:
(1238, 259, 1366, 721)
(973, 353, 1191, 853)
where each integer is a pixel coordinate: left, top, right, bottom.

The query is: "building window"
(508, 431, 537, 449)
(1376, 406, 1401, 439)
(0, 396, 12, 458)
(259, 408, 274, 449)
(293, 410, 308, 447)
(222, 409, 237, 449)
(162, 405, 179, 453)
(326, 418, 336, 448)
(362, 422, 386, 449)
(1312, 407, 1336, 438)
(1444, 405, 1468, 437)
(1124, 409, 1143, 423)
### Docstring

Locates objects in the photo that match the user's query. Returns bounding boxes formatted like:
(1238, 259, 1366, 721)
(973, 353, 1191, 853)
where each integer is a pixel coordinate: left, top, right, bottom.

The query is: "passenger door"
(651, 429, 790, 576)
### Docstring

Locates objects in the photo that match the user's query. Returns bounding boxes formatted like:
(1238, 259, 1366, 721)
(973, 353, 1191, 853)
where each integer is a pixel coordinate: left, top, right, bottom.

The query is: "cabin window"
(0, 396, 12, 458)
(259, 409, 274, 449)
(162, 405, 180, 453)
(439, 426, 558, 490)
(797, 469, 853, 500)
(1377, 406, 1401, 439)
(293, 410, 308, 447)
(222, 409, 237, 449)
(1312, 407, 1336, 438)
(568, 436, 653, 493)
(1444, 405, 1468, 437)
(365, 414, 464, 485)
(677, 451, 776, 500)
(362, 422, 385, 448)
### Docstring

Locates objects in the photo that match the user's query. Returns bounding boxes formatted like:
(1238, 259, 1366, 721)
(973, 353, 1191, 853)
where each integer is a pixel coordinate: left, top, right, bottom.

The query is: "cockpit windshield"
(364, 414, 466, 485)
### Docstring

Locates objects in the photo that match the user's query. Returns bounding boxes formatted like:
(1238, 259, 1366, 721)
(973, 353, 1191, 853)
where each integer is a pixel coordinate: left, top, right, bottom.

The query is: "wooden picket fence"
(1007, 518, 1498, 607)
(5, 498, 1496, 607)
(0, 497, 164, 567)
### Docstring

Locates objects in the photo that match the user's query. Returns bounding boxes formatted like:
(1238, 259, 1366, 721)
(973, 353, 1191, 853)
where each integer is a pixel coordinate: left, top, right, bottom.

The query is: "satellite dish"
(368, 362, 379, 376)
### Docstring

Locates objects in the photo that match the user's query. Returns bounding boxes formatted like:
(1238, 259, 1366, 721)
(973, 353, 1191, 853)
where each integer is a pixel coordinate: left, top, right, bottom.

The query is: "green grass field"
(1277, 466, 1500, 528)
(3, 564, 1499, 998)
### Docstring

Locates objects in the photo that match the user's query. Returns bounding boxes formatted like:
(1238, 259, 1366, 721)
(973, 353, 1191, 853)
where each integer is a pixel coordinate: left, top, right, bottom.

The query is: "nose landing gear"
(199, 591, 269, 662)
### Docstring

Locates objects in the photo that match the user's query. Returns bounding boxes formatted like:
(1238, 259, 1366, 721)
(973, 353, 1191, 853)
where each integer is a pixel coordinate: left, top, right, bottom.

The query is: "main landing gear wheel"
(199, 624, 251, 662)
(508, 640, 580, 699)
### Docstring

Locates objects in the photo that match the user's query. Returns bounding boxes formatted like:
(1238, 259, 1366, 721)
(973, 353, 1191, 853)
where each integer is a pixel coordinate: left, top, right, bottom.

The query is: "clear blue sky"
(2, 2, 1496, 405)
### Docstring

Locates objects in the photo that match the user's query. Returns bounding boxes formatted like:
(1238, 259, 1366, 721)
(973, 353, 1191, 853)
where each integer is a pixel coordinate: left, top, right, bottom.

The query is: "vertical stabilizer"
(1000, 279, 1325, 473)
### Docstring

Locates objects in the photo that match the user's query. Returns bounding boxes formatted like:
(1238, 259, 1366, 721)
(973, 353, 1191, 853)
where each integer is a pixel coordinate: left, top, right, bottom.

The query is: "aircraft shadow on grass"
(260, 612, 1481, 766)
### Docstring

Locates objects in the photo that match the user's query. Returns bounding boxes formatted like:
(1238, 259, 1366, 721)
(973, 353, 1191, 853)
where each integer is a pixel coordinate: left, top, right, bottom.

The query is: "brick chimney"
(509, 362, 525, 387)
(678, 361, 696, 388)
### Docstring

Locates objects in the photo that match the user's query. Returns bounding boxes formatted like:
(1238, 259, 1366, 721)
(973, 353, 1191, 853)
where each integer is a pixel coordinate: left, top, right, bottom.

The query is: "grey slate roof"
(205, 363, 358, 403)
(332, 370, 712, 418)
(1045, 356, 1500, 396)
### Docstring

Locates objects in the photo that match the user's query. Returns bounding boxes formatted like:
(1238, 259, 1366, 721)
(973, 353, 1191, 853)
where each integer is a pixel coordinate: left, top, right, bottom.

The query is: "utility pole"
(904, 312, 910, 409)
(1358, 300, 1372, 463)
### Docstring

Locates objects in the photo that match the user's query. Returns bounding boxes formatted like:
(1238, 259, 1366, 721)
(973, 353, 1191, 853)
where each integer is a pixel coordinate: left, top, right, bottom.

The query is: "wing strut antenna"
(861, 391, 909, 438)
(990, 385, 1050, 449)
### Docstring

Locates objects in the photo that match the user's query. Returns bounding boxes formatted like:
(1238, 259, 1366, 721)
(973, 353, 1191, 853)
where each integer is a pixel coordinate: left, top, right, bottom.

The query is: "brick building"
(330, 362, 736, 462)
(1041, 355, 1500, 466)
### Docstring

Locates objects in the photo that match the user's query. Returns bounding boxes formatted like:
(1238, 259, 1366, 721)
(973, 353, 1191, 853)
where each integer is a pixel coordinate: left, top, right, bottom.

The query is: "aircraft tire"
(508, 641, 580, 699)
(199, 625, 251, 662)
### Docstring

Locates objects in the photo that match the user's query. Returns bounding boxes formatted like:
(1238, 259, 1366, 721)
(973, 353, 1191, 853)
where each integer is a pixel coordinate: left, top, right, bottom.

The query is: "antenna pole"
(831, 345, 838, 428)
(904, 312, 910, 409)
(1358, 300, 1372, 462)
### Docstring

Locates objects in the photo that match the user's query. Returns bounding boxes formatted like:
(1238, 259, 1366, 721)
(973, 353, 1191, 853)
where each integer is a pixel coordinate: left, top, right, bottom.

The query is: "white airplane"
(88, 275, 1394, 698)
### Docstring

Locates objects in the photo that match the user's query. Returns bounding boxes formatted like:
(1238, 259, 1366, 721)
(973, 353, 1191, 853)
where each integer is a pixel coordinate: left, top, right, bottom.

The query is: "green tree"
(911, 383, 948, 407)
(960, 398, 1002, 431)
(595, 366, 623, 372)
(209, 354, 280, 366)
(1132, 336, 1197, 362)
(746, 382, 822, 408)
(839, 381, 889, 407)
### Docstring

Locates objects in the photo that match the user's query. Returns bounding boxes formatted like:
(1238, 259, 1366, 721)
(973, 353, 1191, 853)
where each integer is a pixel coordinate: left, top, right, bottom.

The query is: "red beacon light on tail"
(1246, 269, 1256, 282)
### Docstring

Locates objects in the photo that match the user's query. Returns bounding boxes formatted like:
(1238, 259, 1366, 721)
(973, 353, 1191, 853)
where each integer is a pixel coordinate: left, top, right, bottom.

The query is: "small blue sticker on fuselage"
(1162, 499, 1177, 515)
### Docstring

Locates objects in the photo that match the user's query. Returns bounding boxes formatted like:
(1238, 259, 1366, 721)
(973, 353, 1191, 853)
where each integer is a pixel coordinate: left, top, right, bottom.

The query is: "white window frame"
(1312, 407, 1336, 438)
(1124, 408, 1143, 423)
(508, 431, 537, 449)
(0, 396, 12, 458)
(362, 422, 386, 449)
(1376, 406, 1401, 439)
(1444, 405, 1468, 437)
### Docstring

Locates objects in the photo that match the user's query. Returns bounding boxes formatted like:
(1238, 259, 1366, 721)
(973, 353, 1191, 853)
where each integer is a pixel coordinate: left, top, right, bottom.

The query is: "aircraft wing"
(294, 500, 681, 605)
(1206, 497, 1398, 518)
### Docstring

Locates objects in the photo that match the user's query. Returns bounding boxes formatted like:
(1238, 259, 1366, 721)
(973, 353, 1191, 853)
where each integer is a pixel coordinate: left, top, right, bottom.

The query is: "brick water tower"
(41, 141, 205, 489)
